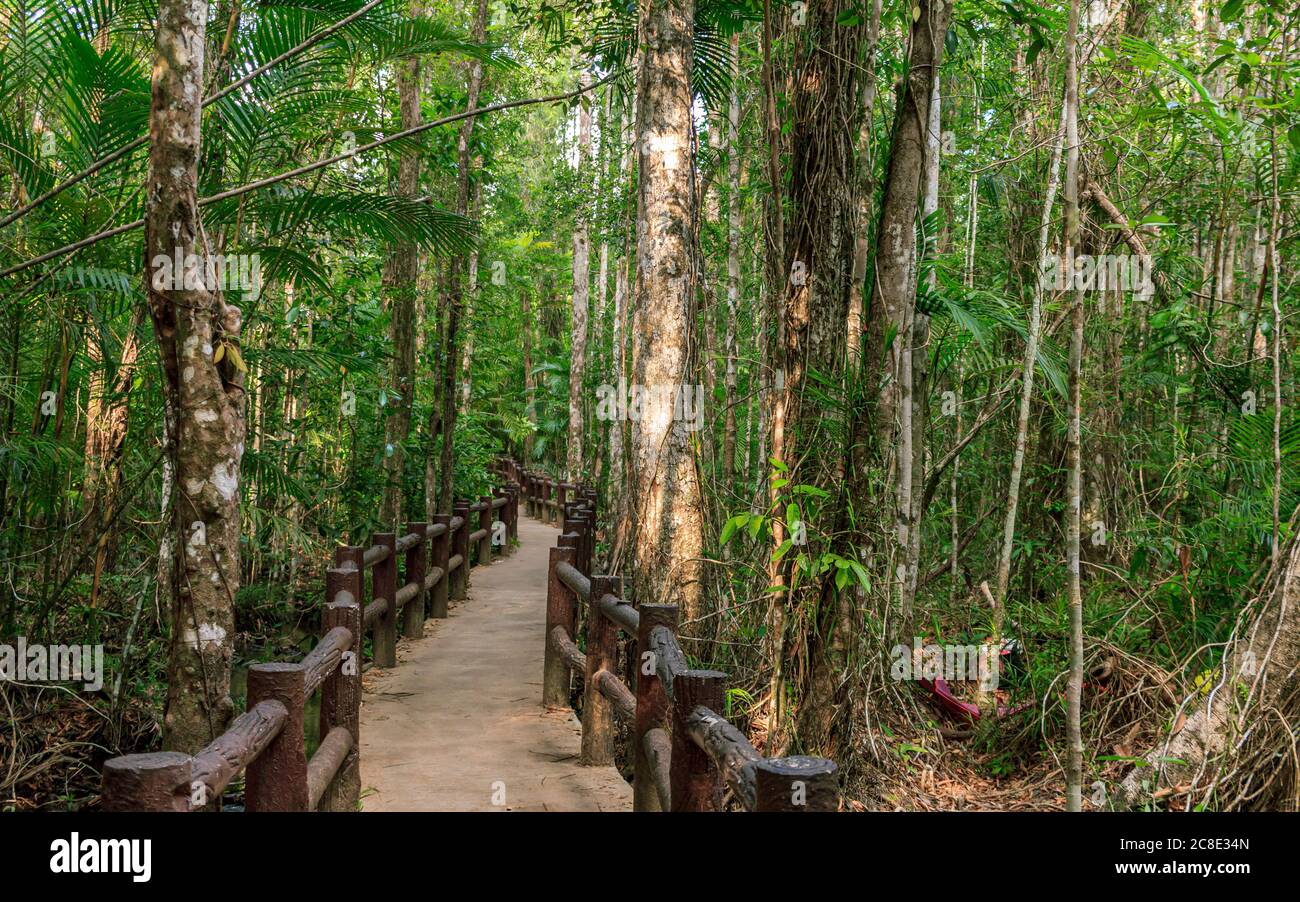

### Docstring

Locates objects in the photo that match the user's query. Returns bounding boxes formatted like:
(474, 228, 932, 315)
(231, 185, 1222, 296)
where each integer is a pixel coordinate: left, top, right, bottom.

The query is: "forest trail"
(357, 514, 632, 812)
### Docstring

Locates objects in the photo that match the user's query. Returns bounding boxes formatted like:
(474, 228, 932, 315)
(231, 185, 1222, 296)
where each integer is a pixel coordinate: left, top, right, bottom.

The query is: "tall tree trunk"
(1063, 0, 1085, 812)
(628, 0, 704, 623)
(776, 0, 872, 756)
(992, 103, 1067, 630)
(608, 94, 633, 552)
(567, 71, 593, 482)
(522, 283, 536, 461)
(722, 31, 740, 493)
(863, 0, 952, 640)
(438, 0, 489, 510)
(594, 86, 612, 485)
(846, 0, 883, 364)
(459, 179, 482, 415)
(148, 0, 245, 753)
(379, 1, 423, 527)
(758, 0, 789, 743)
(82, 308, 142, 572)
(900, 67, 942, 625)
(1269, 104, 1283, 564)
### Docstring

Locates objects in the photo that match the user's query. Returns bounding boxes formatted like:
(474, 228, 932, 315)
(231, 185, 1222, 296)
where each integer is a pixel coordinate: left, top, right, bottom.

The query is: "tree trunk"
(459, 179, 482, 415)
(379, 0, 423, 527)
(628, 0, 704, 623)
(863, 0, 952, 639)
(1063, 0, 1085, 812)
(522, 283, 536, 462)
(148, 0, 245, 753)
(722, 31, 740, 493)
(437, 0, 489, 510)
(82, 307, 143, 598)
(567, 71, 593, 481)
(778, 0, 872, 756)
(608, 94, 633, 551)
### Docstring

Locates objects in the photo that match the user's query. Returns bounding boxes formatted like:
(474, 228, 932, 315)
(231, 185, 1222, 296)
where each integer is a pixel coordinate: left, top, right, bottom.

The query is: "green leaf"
(720, 513, 749, 544)
(850, 561, 871, 592)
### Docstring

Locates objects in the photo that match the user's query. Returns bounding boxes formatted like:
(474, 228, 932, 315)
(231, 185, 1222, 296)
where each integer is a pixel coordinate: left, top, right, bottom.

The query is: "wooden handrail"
(100, 469, 521, 812)
(548, 625, 586, 673)
(302, 626, 352, 697)
(641, 728, 672, 811)
(593, 669, 635, 722)
(594, 591, 638, 634)
(555, 560, 590, 600)
(306, 727, 355, 810)
(529, 470, 841, 812)
(684, 705, 762, 811)
(190, 700, 289, 801)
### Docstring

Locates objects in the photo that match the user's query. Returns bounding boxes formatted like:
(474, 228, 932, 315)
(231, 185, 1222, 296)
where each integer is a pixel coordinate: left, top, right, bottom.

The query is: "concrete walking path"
(359, 515, 631, 811)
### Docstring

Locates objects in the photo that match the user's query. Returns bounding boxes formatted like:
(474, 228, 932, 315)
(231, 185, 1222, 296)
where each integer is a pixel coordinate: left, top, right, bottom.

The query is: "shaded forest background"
(1, 0, 1297, 811)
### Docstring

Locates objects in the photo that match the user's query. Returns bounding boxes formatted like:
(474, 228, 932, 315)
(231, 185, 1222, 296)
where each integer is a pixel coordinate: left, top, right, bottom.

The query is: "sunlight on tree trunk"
(628, 0, 704, 624)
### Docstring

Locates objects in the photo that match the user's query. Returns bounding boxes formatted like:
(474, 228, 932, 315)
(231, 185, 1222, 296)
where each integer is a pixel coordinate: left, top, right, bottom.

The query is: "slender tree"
(567, 70, 593, 482)
(1063, 0, 1085, 812)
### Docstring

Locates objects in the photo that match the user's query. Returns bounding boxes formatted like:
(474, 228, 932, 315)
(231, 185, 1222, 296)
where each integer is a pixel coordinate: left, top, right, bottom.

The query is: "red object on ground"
(920, 675, 1031, 721)
(919, 643, 1032, 722)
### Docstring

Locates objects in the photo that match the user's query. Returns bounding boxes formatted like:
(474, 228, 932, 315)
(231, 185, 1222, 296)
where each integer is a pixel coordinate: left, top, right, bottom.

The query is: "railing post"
(754, 757, 840, 811)
(542, 478, 552, 524)
(101, 751, 193, 811)
(506, 483, 519, 548)
(372, 532, 397, 668)
(452, 501, 470, 599)
(478, 494, 492, 565)
(525, 474, 536, 518)
(634, 602, 677, 812)
(563, 515, 586, 575)
(320, 570, 362, 811)
(556, 482, 568, 521)
(404, 521, 428, 638)
(670, 669, 725, 812)
(430, 513, 451, 617)
(492, 487, 508, 556)
(245, 662, 309, 811)
(576, 508, 594, 574)
(544, 544, 578, 708)
(581, 575, 620, 766)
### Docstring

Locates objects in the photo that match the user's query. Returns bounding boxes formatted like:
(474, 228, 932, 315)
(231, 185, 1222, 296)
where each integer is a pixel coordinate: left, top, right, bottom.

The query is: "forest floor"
(357, 515, 633, 812)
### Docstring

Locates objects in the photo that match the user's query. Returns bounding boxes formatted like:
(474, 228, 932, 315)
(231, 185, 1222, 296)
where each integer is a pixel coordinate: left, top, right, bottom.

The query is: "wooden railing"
(99, 480, 520, 812)
(500, 457, 840, 812)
